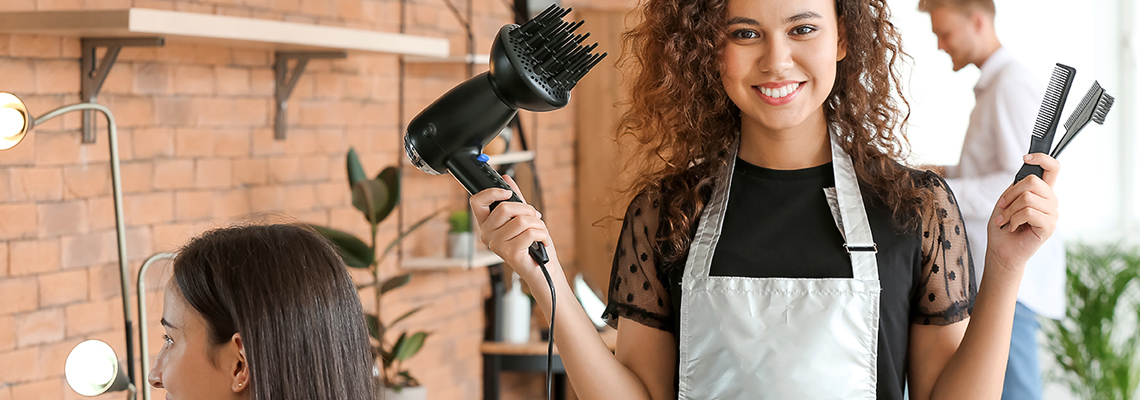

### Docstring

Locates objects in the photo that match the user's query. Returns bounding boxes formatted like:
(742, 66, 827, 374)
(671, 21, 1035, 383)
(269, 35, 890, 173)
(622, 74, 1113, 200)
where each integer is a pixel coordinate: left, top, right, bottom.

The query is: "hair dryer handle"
(446, 149, 550, 266)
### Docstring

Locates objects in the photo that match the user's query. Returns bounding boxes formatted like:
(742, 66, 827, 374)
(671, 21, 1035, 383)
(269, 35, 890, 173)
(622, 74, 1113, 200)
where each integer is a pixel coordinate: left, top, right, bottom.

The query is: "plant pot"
(447, 232, 474, 258)
(382, 386, 426, 400)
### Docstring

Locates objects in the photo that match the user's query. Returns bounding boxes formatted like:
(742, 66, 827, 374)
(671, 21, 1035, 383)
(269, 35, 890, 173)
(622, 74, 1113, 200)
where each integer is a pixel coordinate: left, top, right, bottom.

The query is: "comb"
(1015, 63, 1075, 182)
(1050, 82, 1114, 158)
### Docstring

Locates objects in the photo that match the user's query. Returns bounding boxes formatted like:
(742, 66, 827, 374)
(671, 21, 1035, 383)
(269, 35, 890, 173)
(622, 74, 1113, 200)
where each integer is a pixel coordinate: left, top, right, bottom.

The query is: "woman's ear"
(836, 17, 848, 62)
(229, 333, 250, 394)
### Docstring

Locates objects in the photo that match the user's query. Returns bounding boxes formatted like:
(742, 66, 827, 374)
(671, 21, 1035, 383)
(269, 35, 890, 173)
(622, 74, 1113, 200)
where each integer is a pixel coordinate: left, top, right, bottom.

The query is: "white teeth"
(759, 82, 800, 98)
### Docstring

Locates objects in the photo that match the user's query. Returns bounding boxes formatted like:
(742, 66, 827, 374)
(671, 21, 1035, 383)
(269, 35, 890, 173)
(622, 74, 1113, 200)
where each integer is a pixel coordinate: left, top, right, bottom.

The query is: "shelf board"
(486, 151, 535, 165)
(0, 8, 449, 57)
(404, 54, 490, 65)
(401, 250, 502, 271)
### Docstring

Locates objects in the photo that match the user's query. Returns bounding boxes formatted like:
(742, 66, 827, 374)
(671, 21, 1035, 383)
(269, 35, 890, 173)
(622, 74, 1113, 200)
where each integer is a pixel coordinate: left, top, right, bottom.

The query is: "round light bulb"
(0, 92, 30, 150)
(65, 340, 125, 396)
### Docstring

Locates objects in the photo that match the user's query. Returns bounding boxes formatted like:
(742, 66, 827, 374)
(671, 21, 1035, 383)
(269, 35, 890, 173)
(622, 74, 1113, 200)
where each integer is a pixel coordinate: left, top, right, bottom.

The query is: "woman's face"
(148, 285, 247, 400)
(720, 0, 846, 133)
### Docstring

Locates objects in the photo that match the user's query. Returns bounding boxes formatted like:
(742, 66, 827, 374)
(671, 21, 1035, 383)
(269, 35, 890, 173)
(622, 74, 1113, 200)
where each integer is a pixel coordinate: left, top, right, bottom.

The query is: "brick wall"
(0, 0, 632, 399)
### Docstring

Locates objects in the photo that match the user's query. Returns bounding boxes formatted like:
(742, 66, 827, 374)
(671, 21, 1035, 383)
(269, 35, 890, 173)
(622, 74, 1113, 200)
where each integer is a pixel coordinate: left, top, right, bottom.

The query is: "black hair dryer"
(403, 5, 605, 266)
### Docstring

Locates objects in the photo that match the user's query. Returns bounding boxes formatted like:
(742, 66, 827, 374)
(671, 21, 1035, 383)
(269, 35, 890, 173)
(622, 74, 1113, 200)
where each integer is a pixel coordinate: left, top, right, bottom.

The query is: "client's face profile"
(148, 285, 249, 400)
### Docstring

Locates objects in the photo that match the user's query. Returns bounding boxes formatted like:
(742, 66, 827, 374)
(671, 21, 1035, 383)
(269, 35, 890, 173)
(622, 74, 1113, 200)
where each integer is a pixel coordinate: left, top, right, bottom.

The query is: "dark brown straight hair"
(173, 224, 377, 400)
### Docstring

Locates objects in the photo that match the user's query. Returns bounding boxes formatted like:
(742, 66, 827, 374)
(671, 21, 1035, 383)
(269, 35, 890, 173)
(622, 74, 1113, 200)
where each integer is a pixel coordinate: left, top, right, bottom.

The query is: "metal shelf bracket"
(274, 51, 346, 140)
(80, 37, 165, 143)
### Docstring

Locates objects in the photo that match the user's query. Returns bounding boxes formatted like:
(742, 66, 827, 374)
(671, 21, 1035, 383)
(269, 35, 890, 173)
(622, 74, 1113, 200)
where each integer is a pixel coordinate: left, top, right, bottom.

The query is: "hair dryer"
(403, 5, 605, 266)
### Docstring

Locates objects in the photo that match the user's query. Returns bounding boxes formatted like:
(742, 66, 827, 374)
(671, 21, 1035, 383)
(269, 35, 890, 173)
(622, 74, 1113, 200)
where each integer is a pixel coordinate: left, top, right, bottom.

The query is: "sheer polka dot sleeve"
(602, 190, 675, 332)
(912, 172, 978, 325)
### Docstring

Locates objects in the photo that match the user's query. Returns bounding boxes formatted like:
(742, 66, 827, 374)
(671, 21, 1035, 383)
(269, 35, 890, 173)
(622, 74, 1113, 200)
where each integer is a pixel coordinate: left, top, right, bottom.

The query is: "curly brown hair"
(618, 0, 932, 262)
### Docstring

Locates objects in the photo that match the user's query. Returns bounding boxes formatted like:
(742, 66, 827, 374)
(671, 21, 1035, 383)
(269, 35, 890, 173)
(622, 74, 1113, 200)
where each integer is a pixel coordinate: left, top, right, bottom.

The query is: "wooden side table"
(481, 328, 617, 400)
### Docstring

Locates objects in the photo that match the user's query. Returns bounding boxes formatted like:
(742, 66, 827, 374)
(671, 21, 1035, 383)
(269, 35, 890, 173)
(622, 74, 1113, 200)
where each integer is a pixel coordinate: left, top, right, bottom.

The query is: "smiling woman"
(147, 224, 377, 400)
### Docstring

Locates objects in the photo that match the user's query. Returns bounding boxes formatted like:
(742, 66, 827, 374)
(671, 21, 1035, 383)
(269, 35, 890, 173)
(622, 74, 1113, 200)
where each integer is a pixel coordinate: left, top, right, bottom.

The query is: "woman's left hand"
(986, 153, 1060, 272)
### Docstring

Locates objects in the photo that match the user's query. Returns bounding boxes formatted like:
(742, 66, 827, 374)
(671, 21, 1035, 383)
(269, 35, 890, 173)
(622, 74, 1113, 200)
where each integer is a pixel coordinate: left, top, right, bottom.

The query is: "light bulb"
(65, 340, 125, 396)
(0, 92, 29, 150)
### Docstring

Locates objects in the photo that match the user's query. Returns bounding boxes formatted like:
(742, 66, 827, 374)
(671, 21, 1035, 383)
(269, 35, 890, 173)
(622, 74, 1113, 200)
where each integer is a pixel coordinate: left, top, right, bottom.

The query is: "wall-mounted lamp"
(0, 92, 138, 398)
(65, 339, 131, 396)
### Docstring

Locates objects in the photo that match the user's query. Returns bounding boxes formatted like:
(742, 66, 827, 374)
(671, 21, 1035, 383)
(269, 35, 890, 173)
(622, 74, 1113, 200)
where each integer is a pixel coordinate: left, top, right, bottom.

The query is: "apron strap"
(829, 129, 879, 281)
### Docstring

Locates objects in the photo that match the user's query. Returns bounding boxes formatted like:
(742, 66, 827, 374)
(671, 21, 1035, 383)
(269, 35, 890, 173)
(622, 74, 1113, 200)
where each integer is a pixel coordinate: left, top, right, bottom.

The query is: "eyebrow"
(727, 11, 824, 26)
(160, 318, 180, 330)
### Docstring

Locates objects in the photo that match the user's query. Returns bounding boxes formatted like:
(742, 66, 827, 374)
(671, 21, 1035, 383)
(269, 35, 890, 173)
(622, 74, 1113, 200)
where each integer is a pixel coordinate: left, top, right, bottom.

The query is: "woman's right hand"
(469, 175, 560, 288)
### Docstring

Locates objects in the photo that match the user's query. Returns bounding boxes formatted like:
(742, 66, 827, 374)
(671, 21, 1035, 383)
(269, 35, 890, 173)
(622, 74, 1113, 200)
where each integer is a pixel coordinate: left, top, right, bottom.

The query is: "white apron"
(677, 131, 881, 399)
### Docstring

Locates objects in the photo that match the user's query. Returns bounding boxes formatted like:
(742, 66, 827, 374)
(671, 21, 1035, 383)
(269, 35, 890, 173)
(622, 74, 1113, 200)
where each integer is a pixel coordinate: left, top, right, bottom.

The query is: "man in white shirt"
(920, 1, 1067, 399)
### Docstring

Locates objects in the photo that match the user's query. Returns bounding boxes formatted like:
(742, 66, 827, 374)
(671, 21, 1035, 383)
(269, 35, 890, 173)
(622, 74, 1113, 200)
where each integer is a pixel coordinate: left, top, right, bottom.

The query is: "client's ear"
(229, 333, 250, 394)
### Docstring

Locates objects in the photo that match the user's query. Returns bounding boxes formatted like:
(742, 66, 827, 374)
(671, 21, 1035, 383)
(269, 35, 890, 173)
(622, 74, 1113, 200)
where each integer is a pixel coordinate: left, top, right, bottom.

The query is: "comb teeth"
(1064, 81, 1102, 130)
(508, 4, 607, 92)
(1032, 64, 1075, 140)
(1092, 93, 1114, 124)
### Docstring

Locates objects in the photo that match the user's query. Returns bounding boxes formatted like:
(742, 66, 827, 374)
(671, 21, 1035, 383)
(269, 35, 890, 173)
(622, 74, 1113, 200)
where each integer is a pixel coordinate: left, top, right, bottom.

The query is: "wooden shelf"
(401, 250, 502, 271)
(0, 8, 449, 57)
(486, 151, 535, 165)
(404, 54, 489, 65)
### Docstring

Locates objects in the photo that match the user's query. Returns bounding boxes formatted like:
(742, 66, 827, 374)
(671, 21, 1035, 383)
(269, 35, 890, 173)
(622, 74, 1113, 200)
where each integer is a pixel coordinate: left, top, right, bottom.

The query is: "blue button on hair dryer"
(403, 5, 606, 266)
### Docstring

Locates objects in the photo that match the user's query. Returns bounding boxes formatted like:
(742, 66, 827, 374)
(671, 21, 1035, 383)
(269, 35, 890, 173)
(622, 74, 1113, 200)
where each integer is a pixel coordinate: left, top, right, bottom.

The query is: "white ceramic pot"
(382, 386, 426, 400)
(447, 232, 474, 258)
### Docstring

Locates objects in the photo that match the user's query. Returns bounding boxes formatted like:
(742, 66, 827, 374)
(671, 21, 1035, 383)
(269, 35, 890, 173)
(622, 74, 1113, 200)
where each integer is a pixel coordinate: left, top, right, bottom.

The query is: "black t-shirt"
(603, 159, 977, 400)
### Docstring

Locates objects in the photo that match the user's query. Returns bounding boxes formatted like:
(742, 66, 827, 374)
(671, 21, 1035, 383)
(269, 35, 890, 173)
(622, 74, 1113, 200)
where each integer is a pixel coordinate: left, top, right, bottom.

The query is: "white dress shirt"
(943, 47, 1067, 319)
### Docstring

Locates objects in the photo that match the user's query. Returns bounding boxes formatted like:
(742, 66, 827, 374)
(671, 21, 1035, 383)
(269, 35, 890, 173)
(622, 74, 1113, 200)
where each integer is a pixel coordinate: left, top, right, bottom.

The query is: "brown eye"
(732, 29, 760, 39)
(791, 25, 818, 35)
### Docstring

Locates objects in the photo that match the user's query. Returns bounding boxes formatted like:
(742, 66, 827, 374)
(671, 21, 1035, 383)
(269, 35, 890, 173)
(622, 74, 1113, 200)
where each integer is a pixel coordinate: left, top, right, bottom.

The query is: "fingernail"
(996, 196, 1007, 208)
(1024, 154, 1033, 162)
(994, 214, 1003, 225)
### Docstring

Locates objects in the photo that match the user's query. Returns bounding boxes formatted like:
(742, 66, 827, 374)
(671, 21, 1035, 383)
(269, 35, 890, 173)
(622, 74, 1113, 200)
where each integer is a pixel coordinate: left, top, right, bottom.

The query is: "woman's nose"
(148, 365, 164, 388)
(759, 38, 794, 74)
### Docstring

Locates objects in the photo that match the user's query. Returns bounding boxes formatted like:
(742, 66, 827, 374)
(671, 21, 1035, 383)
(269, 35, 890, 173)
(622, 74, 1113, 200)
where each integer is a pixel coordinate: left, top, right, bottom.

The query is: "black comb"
(1050, 82, 1113, 158)
(1015, 63, 1075, 183)
(491, 4, 608, 111)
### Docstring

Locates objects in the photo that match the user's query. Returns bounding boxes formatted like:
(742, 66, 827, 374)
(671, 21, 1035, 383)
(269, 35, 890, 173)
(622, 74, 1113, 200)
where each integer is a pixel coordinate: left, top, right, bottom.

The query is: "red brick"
(151, 222, 201, 251)
(35, 59, 79, 94)
(213, 128, 251, 157)
(99, 59, 134, 95)
(193, 45, 231, 65)
(10, 378, 61, 400)
(213, 189, 250, 219)
(232, 158, 268, 185)
(174, 127, 215, 157)
(34, 130, 82, 166)
(39, 269, 88, 307)
(62, 164, 111, 199)
(174, 190, 213, 221)
(9, 167, 63, 201)
(153, 97, 194, 126)
(153, 159, 194, 190)
(38, 200, 88, 236)
(315, 182, 347, 207)
(195, 159, 232, 189)
(125, 226, 153, 260)
(133, 62, 171, 95)
(0, 277, 38, 314)
(0, 0, 34, 11)
(299, 155, 330, 181)
(123, 192, 173, 225)
(131, 127, 175, 158)
(14, 308, 64, 347)
(119, 160, 154, 194)
(249, 186, 283, 211)
(282, 129, 319, 156)
(85, 196, 114, 231)
(251, 128, 285, 156)
(0, 203, 38, 239)
(104, 94, 154, 128)
(0, 348, 38, 383)
(232, 49, 270, 67)
(64, 300, 113, 337)
(267, 157, 301, 183)
(250, 68, 275, 97)
(84, 263, 120, 301)
(216, 66, 251, 95)
(172, 65, 215, 95)
(9, 239, 61, 276)
(282, 184, 316, 212)
(60, 231, 113, 269)
(0, 315, 12, 351)
(86, 0, 132, 9)
(0, 242, 7, 277)
(10, 34, 61, 58)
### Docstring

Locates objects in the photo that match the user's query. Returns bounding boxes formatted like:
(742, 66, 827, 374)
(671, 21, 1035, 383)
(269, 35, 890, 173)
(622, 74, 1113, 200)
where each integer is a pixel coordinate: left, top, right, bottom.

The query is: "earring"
(239, 383, 244, 388)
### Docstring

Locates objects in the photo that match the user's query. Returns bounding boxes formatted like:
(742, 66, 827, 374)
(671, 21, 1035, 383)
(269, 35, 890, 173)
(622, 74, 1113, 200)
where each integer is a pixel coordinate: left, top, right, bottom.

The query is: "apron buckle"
(844, 243, 878, 253)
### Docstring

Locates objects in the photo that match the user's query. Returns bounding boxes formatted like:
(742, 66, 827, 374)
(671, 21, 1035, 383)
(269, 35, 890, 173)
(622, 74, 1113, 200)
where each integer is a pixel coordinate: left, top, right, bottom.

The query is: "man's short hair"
(917, 0, 996, 16)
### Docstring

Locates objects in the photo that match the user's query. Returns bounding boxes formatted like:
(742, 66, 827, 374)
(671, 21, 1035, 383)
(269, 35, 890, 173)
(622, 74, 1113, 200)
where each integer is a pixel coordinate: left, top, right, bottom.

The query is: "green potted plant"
(309, 148, 438, 400)
(447, 210, 473, 258)
(1043, 243, 1140, 400)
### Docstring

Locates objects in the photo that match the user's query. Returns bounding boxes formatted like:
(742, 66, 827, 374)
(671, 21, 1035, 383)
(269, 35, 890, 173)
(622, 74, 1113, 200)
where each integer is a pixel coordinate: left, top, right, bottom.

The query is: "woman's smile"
(754, 81, 805, 105)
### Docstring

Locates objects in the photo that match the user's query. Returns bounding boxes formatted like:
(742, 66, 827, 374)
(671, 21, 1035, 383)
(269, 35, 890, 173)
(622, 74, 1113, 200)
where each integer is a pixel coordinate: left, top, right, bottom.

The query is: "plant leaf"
(373, 166, 401, 223)
(394, 332, 427, 362)
(379, 274, 412, 295)
(346, 148, 367, 188)
(377, 210, 443, 265)
(365, 314, 381, 340)
(351, 179, 389, 225)
(388, 306, 425, 328)
(309, 225, 374, 268)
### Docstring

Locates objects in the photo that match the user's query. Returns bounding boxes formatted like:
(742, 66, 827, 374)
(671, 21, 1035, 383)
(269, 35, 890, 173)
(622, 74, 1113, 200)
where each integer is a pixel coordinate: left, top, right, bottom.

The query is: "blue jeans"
(1003, 301, 1043, 400)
